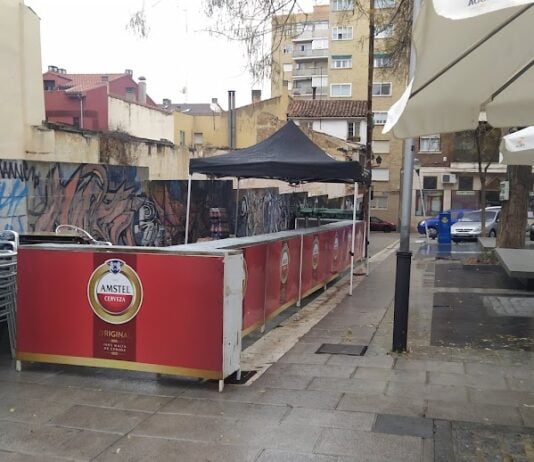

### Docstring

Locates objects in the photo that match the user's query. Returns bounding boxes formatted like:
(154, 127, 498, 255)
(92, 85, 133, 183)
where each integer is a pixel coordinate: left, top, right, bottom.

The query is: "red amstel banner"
(17, 249, 228, 379)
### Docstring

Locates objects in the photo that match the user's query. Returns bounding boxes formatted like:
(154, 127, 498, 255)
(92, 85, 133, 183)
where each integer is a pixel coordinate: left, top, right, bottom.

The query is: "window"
(312, 39, 328, 49)
(372, 140, 390, 153)
(179, 130, 186, 146)
(43, 80, 55, 91)
(125, 87, 136, 102)
(348, 121, 361, 139)
(331, 55, 352, 69)
(372, 82, 392, 96)
(315, 21, 329, 30)
(283, 45, 293, 54)
(311, 76, 327, 87)
(332, 0, 353, 11)
(374, 0, 395, 8)
(373, 111, 388, 125)
(283, 64, 293, 72)
(373, 53, 392, 68)
(372, 168, 390, 182)
(416, 190, 443, 216)
(423, 176, 438, 189)
(459, 176, 474, 191)
(371, 192, 389, 209)
(193, 132, 204, 146)
(419, 135, 441, 152)
(330, 83, 351, 97)
(375, 24, 394, 39)
(332, 26, 353, 40)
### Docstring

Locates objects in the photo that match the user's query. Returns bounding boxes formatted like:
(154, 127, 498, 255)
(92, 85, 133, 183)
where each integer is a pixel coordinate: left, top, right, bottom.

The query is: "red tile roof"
(288, 100, 367, 118)
(46, 72, 126, 92)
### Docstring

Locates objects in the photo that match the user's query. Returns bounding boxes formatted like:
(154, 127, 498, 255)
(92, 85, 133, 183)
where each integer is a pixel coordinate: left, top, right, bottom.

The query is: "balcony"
(293, 48, 329, 60)
(291, 86, 328, 97)
(292, 29, 329, 42)
(293, 68, 328, 78)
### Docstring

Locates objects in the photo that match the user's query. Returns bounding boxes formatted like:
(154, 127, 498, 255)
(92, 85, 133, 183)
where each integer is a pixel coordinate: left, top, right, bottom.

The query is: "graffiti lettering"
(0, 160, 40, 188)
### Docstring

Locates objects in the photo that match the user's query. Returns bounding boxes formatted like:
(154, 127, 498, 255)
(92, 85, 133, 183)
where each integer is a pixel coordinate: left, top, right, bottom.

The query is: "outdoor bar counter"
(16, 220, 365, 388)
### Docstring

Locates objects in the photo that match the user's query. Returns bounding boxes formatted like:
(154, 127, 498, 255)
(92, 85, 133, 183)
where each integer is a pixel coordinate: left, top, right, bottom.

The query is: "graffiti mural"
(0, 160, 234, 246)
(32, 164, 144, 245)
(0, 159, 351, 246)
(236, 189, 310, 237)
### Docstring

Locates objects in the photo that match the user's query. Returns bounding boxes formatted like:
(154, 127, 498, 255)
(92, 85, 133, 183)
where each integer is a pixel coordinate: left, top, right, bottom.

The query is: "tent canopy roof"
(189, 121, 366, 184)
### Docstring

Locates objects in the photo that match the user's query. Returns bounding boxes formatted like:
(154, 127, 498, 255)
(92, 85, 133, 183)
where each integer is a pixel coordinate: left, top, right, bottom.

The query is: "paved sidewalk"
(0, 237, 533, 461)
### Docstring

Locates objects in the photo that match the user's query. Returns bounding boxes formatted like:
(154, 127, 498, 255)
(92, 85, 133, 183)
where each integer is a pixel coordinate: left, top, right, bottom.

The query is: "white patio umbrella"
(384, 0, 534, 138)
(500, 126, 534, 165)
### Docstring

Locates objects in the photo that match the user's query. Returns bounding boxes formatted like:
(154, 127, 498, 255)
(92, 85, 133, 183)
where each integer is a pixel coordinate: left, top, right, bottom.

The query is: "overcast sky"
(26, 0, 322, 109)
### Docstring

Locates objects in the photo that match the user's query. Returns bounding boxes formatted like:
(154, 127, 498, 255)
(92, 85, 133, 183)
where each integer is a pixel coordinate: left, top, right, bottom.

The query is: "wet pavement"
(0, 233, 533, 461)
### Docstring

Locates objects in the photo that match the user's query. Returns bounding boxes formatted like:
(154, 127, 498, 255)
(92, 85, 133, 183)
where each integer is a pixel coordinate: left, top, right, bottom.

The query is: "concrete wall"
(108, 96, 174, 142)
(310, 119, 366, 142)
(100, 131, 189, 180)
(0, 0, 48, 158)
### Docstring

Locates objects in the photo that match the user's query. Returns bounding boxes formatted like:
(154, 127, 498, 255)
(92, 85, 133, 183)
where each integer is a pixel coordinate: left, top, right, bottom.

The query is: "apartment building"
(271, 0, 407, 224)
(411, 131, 507, 228)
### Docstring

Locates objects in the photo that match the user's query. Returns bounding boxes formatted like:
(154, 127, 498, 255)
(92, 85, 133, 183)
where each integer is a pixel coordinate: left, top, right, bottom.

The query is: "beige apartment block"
(271, 0, 408, 224)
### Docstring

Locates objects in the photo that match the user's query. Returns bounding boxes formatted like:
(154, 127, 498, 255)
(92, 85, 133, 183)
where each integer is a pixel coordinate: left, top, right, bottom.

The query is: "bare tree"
(128, 0, 414, 82)
(473, 122, 500, 231)
(497, 165, 533, 249)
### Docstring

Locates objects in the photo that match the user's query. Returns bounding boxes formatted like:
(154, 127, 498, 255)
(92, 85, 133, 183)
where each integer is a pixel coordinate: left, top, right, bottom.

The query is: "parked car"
(370, 216, 396, 232)
(530, 223, 534, 241)
(451, 207, 501, 242)
(417, 209, 470, 239)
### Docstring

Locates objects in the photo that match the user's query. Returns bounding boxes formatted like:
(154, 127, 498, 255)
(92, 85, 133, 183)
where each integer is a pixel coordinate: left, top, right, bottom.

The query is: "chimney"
(227, 91, 236, 149)
(125, 69, 133, 76)
(101, 75, 109, 82)
(138, 76, 147, 104)
(162, 98, 171, 108)
(211, 97, 218, 105)
(251, 89, 261, 104)
(48, 65, 59, 73)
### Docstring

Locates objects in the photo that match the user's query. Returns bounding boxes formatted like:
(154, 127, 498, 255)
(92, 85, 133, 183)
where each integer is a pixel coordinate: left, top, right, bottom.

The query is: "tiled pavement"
(0, 236, 533, 461)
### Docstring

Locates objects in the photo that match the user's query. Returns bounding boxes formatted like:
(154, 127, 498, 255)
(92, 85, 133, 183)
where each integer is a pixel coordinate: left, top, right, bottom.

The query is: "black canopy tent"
(186, 120, 368, 295)
(189, 120, 365, 184)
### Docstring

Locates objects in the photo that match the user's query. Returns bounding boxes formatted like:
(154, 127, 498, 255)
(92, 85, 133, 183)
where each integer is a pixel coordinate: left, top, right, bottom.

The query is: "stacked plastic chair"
(0, 231, 18, 358)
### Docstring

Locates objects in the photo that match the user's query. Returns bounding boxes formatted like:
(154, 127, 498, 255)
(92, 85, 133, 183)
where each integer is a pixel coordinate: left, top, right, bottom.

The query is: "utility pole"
(363, 0, 375, 258)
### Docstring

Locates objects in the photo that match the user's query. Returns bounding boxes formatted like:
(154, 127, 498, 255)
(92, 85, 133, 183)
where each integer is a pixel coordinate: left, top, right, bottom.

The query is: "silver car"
(451, 207, 501, 242)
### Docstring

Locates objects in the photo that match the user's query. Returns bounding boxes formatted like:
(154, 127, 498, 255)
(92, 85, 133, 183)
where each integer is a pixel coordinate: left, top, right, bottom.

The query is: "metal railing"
(293, 49, 329, 59)
(293, 68, 328, 77)
(55, 225, 113, 246)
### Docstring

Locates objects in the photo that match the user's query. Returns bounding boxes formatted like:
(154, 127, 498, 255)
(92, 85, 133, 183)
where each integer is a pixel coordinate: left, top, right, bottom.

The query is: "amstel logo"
(333, 233, 340, 261)
(280, 242, 290, 284)
(87, 259, 143, 325)
(312, 236, 320, 270)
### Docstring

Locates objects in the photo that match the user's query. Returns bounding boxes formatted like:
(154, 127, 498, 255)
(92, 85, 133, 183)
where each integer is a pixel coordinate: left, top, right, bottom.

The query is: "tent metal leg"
(297, 235, 303, 307)
(185, 175, 192, 244)
(234, 178, 240, 237)
(349, 182, 358, 296)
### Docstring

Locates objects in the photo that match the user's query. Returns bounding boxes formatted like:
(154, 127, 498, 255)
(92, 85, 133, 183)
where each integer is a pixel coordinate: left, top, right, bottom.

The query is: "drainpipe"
(79, 94, 84, 129)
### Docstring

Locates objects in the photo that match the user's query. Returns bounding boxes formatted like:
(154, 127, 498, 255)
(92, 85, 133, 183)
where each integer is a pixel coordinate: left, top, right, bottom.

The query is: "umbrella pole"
(349, 182, 358, 296)
(184, 175, 192, 244)
(234, 178, 240, 237)
(392, 0, 420, 353)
